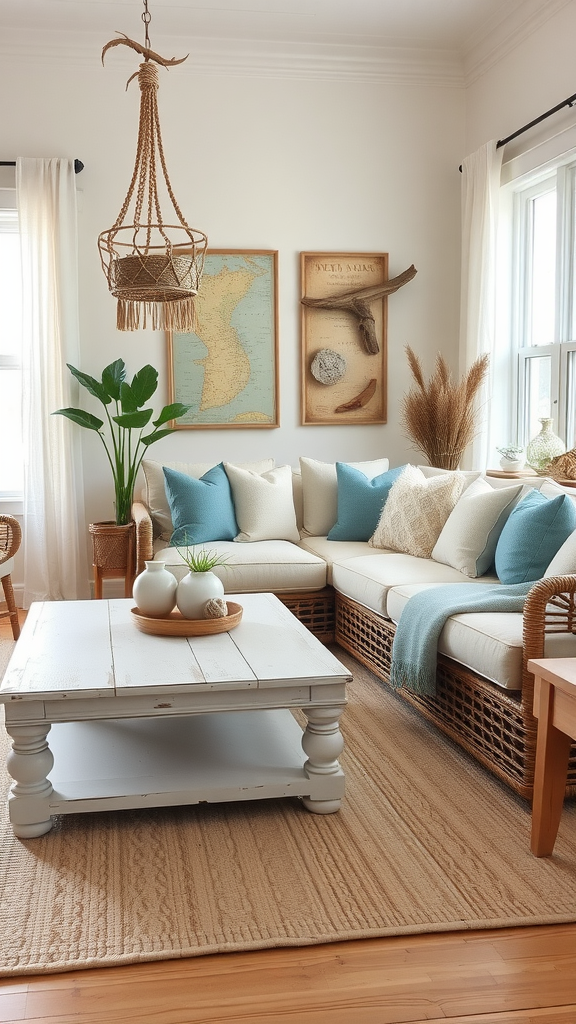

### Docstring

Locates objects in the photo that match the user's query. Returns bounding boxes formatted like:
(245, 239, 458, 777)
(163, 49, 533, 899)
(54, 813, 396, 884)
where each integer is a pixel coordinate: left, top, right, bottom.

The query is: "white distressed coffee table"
(0, 593, 351, 838)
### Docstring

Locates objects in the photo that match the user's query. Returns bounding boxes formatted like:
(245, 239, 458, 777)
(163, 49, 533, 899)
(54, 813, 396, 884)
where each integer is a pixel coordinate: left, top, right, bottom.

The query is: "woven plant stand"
(89, 521, 136, 600)
(335, 586, 576, 801)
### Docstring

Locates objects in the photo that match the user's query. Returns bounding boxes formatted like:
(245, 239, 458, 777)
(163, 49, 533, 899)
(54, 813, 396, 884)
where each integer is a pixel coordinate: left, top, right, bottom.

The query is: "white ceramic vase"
(176, 570, 225, 619)
(132, 560, 177, 617)
(499, 456, 525, 472)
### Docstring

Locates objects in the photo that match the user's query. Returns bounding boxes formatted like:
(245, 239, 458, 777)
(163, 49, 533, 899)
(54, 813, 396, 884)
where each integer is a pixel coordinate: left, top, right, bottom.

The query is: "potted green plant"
(53, 358, 190, 593)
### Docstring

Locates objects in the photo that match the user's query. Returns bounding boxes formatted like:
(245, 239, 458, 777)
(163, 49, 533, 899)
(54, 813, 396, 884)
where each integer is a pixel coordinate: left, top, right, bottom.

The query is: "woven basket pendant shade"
(98, 47, 207, 332)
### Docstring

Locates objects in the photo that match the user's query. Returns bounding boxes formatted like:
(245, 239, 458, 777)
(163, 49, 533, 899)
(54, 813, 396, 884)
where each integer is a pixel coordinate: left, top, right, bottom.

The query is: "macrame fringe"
(116, 297, 198, 332)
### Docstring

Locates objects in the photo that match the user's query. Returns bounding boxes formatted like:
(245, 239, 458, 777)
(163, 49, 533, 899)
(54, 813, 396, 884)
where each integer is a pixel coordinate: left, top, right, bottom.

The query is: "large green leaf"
(130, 365, 158, 407)
(142, 428, 175, 446)
(66, 364, 111, 406)
(113, 409, 153, 429)
(119, 381, 138, 414)
(53, 408, 103, 431)
(102, 359, 126, 401)
(153, 403, 191, 427)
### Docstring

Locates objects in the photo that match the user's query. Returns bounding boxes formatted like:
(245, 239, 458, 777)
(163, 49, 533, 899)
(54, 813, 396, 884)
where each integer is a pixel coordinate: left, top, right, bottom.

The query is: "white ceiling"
(0, 0, 528, 52)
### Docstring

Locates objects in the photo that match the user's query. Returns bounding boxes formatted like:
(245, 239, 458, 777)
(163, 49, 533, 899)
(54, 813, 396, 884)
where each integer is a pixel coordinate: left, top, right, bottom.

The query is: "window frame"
(512, 158, 576, 450)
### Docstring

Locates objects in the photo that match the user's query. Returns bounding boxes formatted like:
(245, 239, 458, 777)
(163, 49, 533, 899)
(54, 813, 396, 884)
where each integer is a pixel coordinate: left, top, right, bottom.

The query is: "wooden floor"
(1, 612, 576, 1024)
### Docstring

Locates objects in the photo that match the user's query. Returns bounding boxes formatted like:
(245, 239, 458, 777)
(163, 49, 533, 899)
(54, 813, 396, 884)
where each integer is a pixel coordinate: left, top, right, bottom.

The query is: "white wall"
(464, 2, 576, 160)
(1, 32, 464, 533)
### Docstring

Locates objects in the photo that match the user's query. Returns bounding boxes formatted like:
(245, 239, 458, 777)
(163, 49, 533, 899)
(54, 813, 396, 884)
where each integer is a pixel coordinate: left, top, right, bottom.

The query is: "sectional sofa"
(132, 456, 576, 802)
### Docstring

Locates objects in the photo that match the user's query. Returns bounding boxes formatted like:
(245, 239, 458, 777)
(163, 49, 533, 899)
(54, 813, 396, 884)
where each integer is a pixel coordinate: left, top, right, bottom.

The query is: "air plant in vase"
(401, 346, 489, 470)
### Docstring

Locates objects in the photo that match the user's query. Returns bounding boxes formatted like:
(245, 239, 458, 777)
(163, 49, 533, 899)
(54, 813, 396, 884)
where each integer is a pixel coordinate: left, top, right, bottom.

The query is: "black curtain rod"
(459, 91, 576, 171)
(0, 159, 84, 173)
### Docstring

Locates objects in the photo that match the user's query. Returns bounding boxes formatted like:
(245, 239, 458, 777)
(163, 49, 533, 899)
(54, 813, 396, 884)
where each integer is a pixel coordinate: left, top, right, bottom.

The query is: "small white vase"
(499, 456, 525, 472)
(133, 560, 177, 617)
(176, 571, 225, 620)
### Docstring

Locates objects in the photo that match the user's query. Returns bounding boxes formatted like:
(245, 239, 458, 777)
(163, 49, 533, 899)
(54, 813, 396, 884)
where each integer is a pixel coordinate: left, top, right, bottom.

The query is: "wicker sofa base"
(278, 588, 335, 644)
(335, 590, 576, 801)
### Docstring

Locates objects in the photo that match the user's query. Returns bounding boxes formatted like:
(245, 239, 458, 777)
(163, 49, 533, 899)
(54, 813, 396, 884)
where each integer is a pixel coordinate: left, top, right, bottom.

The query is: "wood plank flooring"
(1, 611, 575, 1023)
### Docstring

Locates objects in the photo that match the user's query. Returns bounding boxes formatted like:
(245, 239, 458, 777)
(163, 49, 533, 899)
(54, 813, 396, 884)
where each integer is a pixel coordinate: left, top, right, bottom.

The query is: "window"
(512, 160, 576, 449)
(0, 203, 23, 498)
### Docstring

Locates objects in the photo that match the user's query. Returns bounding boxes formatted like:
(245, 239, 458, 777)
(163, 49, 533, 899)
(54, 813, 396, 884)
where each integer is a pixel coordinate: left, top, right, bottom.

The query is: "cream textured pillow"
(143, 458, 275, 540)
(299, 456, 390, 536)
(431, 478, 524, 577)
(370, 465, 465, 557)
(224, 463, 300, 543)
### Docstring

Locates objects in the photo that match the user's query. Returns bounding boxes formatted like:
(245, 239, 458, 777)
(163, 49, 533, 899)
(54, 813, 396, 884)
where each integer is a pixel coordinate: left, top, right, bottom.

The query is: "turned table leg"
(301, 706, 345, 814)
(5, 723, 54, 838)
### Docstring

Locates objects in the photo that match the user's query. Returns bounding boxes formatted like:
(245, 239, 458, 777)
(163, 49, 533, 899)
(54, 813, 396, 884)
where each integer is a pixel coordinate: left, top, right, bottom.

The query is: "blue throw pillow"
(494, 489, 576, 584)
(164, 463, 238, 546)
(327, 463, 407, 542)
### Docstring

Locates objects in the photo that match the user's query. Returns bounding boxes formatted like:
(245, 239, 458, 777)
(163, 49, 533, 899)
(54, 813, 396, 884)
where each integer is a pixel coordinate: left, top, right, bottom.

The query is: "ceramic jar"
(526, 417, 565, 472)
(176, 570, 225, 619)
(132, 560, 177, 617)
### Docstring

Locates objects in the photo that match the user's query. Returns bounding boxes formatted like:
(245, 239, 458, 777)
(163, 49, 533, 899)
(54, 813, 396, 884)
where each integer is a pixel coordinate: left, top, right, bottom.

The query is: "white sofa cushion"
(299, 456, 389, 537)
(370, 465, 465, 557)
(224, 464, 300, 542)
(431, 479, 524, 577)
(331, 552, 479, 617)
(386, 581, 576, 690)
(298, 537, 374, 584)
(143, 458, 275, 540)
(152, 539, 327, 592)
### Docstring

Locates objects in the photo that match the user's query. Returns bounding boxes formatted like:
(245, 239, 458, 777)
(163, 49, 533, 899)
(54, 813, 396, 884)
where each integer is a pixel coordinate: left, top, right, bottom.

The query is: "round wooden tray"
(131, 602, 243, 637)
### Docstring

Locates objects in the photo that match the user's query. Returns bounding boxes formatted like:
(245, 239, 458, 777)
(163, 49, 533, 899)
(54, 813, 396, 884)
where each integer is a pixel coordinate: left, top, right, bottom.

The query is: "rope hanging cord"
(98, 42, 207, 332)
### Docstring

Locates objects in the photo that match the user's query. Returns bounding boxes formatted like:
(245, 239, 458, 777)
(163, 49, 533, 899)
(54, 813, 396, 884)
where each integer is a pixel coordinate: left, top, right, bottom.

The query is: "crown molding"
(0, 27, 464, 87)
(463, 0, 574, 86)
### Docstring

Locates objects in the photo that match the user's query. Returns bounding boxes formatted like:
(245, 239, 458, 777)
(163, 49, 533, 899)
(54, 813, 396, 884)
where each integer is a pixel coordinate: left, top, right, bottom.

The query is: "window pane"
(525, 354, 552, 441)
(529, 190, 556, 347)
(565, 349, 576, 449)
(0, 367, 22, 493)
(0, 211, 21, 360)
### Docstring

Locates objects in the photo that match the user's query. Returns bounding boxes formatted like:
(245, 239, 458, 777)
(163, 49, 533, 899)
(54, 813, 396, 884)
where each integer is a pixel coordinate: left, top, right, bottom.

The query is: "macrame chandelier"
(98, 0, 207, 332)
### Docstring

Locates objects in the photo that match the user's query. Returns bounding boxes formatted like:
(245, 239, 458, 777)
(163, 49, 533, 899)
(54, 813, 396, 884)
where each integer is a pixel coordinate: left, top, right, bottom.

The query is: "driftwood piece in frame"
(300, 252, 389, 426)
(167, 250, 279, 429)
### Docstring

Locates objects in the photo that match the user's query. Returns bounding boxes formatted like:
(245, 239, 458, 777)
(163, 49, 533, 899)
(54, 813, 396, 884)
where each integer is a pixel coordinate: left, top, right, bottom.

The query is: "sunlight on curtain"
(17, 158, 90, 603)
(460, 141, 503, 470)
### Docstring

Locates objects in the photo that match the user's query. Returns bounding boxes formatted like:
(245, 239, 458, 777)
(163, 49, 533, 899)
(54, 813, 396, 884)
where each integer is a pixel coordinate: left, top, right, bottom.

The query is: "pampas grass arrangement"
(402, 346, 489, 470)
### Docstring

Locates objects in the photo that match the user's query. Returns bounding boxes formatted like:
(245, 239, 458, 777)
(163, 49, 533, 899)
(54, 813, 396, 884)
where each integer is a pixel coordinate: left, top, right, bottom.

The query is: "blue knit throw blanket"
(390, 581, 534, 697)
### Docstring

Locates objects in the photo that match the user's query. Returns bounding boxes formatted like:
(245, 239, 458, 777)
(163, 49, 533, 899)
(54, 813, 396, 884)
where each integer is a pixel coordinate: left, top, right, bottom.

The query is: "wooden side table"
(527, 657, 576, 856)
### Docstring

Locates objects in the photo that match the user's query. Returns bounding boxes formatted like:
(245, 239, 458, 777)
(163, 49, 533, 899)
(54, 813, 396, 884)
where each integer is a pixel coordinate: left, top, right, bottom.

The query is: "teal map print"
(170, 252, 277, 427)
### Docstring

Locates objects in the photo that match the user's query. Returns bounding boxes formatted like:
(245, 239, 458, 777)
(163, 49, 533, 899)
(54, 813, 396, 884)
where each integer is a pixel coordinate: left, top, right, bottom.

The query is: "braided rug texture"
(0, 638, 575, 977)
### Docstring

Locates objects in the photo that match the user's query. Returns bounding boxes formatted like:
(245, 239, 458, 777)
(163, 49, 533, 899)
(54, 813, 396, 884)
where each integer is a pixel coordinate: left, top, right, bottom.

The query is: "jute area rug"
(0, 636, 575, 977)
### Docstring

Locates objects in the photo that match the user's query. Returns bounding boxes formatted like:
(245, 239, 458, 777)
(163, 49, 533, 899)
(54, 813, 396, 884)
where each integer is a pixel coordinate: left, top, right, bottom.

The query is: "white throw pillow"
(143, 458, 275, 540)
(299, 456, 390, 536)
(417, 465, 482, 492)
(544, 530, 576, 576)
(431, 478, 524, 577)
(224, 463, 300, 543)
(370, 465, 465, 558)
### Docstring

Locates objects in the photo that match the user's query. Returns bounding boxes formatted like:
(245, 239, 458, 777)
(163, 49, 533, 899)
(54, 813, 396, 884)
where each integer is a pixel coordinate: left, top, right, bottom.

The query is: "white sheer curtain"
(17, 158, 90, 604)
(459, 140, 504, 470)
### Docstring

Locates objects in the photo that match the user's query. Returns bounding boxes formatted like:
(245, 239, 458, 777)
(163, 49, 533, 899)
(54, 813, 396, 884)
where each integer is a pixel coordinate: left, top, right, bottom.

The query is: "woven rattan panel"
(335, 591, 576, 800)
(278, 588, 335, 643)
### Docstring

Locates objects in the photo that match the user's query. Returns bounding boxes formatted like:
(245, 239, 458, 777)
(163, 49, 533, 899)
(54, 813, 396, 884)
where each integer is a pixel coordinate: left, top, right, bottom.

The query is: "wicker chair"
(0, 515, 21, 640)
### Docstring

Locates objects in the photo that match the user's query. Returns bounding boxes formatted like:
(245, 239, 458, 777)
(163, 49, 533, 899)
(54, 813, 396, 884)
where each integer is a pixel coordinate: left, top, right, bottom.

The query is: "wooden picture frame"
(300, 251, 389, 425)
(167, 250, 279, 429)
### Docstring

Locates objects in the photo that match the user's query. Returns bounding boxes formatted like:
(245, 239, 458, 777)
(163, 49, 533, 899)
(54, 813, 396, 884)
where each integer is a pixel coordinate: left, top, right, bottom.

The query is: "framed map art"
(167, 250, 279, 429)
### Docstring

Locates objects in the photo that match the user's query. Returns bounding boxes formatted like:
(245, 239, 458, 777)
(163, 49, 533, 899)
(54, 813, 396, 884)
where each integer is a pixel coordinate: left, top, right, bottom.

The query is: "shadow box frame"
(167, 249, 280, 430)
(300, 251, 389, 426)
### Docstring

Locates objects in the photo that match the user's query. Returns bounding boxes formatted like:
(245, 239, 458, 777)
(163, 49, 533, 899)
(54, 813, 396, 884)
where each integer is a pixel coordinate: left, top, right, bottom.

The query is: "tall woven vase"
(526, 417, 565, 473)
